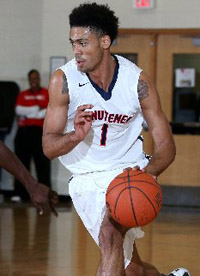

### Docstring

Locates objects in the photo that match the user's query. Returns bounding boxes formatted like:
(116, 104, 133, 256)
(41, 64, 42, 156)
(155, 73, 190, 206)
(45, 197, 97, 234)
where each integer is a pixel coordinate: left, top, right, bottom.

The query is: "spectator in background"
(13, 69, 51, 202)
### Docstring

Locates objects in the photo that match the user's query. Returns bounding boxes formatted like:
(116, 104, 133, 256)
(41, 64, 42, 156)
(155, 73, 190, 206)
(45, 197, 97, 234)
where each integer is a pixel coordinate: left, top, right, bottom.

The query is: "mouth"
(76, 60, 85, 67)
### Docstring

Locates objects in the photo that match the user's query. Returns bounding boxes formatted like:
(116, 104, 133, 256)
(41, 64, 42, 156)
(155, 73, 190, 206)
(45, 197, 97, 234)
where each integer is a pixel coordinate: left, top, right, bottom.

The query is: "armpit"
(137, 79, 149, 101)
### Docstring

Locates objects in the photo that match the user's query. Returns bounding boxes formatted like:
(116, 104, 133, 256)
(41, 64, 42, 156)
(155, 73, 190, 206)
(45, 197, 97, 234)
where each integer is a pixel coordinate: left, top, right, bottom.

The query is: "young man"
(43, 3, 190, 276)
(0, 141, 58, 216)
(14, 69, 51, 201)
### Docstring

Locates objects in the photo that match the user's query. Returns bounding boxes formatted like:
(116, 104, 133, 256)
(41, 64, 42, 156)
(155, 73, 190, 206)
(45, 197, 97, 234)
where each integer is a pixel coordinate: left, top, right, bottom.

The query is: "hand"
(123, 166, 157, 180)
(74, 104, 93, 141)
(26, 110, 38, 118)
(29, 183, 58, 217)
(26, 106, 39, 118)
(142, 166, 158, 180)
(123, 166, 140, 172)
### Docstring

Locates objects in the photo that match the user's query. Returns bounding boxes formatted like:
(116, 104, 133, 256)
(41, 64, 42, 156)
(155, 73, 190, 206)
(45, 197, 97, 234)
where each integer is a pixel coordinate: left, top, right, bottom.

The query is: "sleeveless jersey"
(58, 55, 145, 174)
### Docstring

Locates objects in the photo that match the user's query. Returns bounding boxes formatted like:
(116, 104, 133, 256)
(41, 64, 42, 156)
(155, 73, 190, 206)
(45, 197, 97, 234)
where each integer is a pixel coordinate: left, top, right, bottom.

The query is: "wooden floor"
(0, 203, 199, 276)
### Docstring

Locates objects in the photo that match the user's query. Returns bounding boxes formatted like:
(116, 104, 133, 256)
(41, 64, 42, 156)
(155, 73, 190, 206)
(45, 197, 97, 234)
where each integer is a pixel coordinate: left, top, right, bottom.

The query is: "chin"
(77, 67, 89, 73)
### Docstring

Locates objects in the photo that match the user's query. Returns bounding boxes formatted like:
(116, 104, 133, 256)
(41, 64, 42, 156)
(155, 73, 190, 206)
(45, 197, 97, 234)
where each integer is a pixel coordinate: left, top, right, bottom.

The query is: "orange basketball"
(106, 169, 162, 228)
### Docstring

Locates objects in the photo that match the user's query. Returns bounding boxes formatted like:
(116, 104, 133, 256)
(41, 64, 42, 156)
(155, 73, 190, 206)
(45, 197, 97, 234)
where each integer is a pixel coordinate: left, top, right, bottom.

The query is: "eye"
(70, 41, 75, 48)
(80, 41, 88, 47)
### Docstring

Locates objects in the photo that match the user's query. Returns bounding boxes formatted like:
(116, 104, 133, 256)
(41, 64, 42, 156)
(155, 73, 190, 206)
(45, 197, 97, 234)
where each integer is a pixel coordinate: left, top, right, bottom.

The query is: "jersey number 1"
(100, 123, 108, 146)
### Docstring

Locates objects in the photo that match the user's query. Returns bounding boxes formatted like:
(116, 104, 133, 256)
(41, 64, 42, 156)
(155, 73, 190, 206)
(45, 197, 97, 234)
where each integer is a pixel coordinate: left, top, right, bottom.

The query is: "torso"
(59, 55, 145, 174)
(16, 88, 48, 127)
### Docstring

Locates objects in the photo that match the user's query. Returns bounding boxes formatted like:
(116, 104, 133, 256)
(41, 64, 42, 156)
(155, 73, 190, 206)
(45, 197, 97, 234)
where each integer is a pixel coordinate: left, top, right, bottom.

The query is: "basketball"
(106, 169, 162, 228)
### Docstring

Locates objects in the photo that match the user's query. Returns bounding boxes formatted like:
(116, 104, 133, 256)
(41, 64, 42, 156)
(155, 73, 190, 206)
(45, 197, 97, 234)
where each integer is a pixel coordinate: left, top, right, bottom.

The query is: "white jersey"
(58, 55, 145, 174)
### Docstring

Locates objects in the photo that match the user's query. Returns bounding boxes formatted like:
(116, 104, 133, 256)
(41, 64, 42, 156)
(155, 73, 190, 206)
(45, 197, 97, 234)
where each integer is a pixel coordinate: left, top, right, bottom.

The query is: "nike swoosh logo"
(79, 82, 89, 87)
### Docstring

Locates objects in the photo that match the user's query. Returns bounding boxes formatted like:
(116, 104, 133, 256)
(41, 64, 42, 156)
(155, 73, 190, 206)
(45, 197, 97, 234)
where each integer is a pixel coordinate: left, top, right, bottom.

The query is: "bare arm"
(42, 69, 93, 160)
(138, 72, 176, 177)
(0, 141, 37, 189)
(0, 141, 58, 216)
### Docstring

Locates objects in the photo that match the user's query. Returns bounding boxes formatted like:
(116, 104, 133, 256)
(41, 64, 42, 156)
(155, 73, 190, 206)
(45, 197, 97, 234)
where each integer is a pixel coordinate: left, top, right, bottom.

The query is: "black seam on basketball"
(115, 173, 160, 189)
(106, 181, 130, 196)
(113, 187, 129, 221)
(130, 186, 157, 217)
(107, 179, 161, 197)
(128, 170, 138, 226)
(116, 171, 145, 180)
(129, 180, 161, 189)
(107, 172, 158, 195)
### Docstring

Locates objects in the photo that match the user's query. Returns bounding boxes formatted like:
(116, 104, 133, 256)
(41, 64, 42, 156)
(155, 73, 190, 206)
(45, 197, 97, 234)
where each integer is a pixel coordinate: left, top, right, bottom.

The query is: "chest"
(22, 92, 47, 106)
(68, 78, 140, 120)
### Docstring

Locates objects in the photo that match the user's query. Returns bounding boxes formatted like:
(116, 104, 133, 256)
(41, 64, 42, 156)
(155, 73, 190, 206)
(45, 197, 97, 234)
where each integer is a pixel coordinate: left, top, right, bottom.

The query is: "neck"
(88, 53, 116, 92)
(30, 87, 40, 92)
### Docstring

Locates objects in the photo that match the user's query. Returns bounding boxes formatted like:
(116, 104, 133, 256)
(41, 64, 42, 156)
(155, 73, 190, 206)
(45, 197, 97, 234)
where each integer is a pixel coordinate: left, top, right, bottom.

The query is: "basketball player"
(0, 141, 58, 216)
(42, 3, 190, 276)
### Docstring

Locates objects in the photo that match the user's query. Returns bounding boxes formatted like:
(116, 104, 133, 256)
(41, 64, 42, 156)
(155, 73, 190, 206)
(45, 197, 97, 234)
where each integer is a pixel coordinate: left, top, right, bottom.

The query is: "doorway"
(111, 29, 200, 188)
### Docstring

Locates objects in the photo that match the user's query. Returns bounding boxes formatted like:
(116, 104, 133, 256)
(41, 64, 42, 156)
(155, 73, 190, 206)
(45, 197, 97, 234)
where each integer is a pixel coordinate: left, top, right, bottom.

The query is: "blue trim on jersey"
(87, 55, 119, 101)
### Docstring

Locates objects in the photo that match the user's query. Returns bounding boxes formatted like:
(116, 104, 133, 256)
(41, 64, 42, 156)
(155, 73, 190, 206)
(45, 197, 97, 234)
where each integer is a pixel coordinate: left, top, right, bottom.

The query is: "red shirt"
(15, 87, 49, 127)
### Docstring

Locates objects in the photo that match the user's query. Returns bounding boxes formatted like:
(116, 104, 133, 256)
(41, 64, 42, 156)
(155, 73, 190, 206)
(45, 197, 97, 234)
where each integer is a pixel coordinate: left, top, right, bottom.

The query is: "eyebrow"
(69, 38, 88, 43)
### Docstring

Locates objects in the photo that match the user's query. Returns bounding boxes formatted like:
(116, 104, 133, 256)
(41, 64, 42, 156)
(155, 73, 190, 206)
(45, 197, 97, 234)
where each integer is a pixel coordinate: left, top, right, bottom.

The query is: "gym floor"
(0, 202, 199, 276)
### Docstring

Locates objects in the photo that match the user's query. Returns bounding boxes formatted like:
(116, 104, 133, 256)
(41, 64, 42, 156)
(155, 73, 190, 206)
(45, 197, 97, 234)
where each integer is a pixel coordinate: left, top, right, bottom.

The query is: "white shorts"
(68, 159, 149, 268)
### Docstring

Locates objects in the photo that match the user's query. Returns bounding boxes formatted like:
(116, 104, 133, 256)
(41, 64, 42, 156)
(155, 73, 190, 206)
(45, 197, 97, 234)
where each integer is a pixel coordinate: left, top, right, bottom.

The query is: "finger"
(143, 170, 158, 180)
(75, 118, 93, 126)
(49, 191, 59, 200)
(50, 204, 58, 217)
(140, 167, 158, 180)
(32, 202, 44, 215)
(50, 197, 59, 205)
(77, 104, 93, 111)
(75, 117, 88, 124)
(38, 208, 44, 215)
(48, 197, 58, 217)
(132, 166, 140, 171)
(85, 115, 92, 122)
(152, 175, 158, 180)
(106, 203, 112, 216)
(76, 111, 93, 119)
(123, 167, 132, 171)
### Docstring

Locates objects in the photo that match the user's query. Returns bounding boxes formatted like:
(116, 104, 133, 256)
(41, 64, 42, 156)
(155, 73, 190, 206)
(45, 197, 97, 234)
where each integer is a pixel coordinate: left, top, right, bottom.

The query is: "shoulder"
(40, 87, 48, 94)
(59, 59, 86, 89)
(59, 58, 77, 73)
(21, 89, 29, 94)
(115, 55, 142, 74)
(48, 69, 69, 104)
(49, 69, 65, 87)
(138, 72, 154, 93)
(17, 89, 29, 98)
(15, 90, 30, 105)
(138, 71, 161, 112)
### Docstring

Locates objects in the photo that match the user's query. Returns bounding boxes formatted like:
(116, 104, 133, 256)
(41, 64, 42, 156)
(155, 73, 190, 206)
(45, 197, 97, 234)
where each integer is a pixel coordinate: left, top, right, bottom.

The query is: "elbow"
(170, 151, 176, 164)
(42, 136, 56, 160)
(169, 142, 176, 165)
(43, 147, 55, 160)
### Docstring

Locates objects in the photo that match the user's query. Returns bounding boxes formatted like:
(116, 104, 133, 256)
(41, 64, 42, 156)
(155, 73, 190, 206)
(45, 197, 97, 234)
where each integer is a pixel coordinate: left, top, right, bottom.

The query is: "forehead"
(29, 72, 39, 78)
(70, 26, 96, 40)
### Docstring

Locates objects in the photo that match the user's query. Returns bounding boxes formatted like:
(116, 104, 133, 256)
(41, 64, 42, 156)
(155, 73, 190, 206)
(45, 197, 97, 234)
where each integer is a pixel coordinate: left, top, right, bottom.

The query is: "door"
(111, 33, 157, 154)
(112, 30, 200, 187)
(157, 34, 200, 186)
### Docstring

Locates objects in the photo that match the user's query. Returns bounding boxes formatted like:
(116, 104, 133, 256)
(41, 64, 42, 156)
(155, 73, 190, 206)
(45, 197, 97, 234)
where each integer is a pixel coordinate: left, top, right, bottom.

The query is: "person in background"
(13, 69, 51, 202)
(0, 140, 58, 215)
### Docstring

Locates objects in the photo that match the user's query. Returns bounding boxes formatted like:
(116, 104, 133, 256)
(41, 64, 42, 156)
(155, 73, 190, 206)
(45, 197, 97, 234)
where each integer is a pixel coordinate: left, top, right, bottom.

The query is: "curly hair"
(69, 2, 119, 44)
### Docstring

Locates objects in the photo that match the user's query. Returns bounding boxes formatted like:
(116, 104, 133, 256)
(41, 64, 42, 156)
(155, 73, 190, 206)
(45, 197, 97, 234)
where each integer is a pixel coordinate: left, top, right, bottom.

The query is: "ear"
(101, 35, 111, 49)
